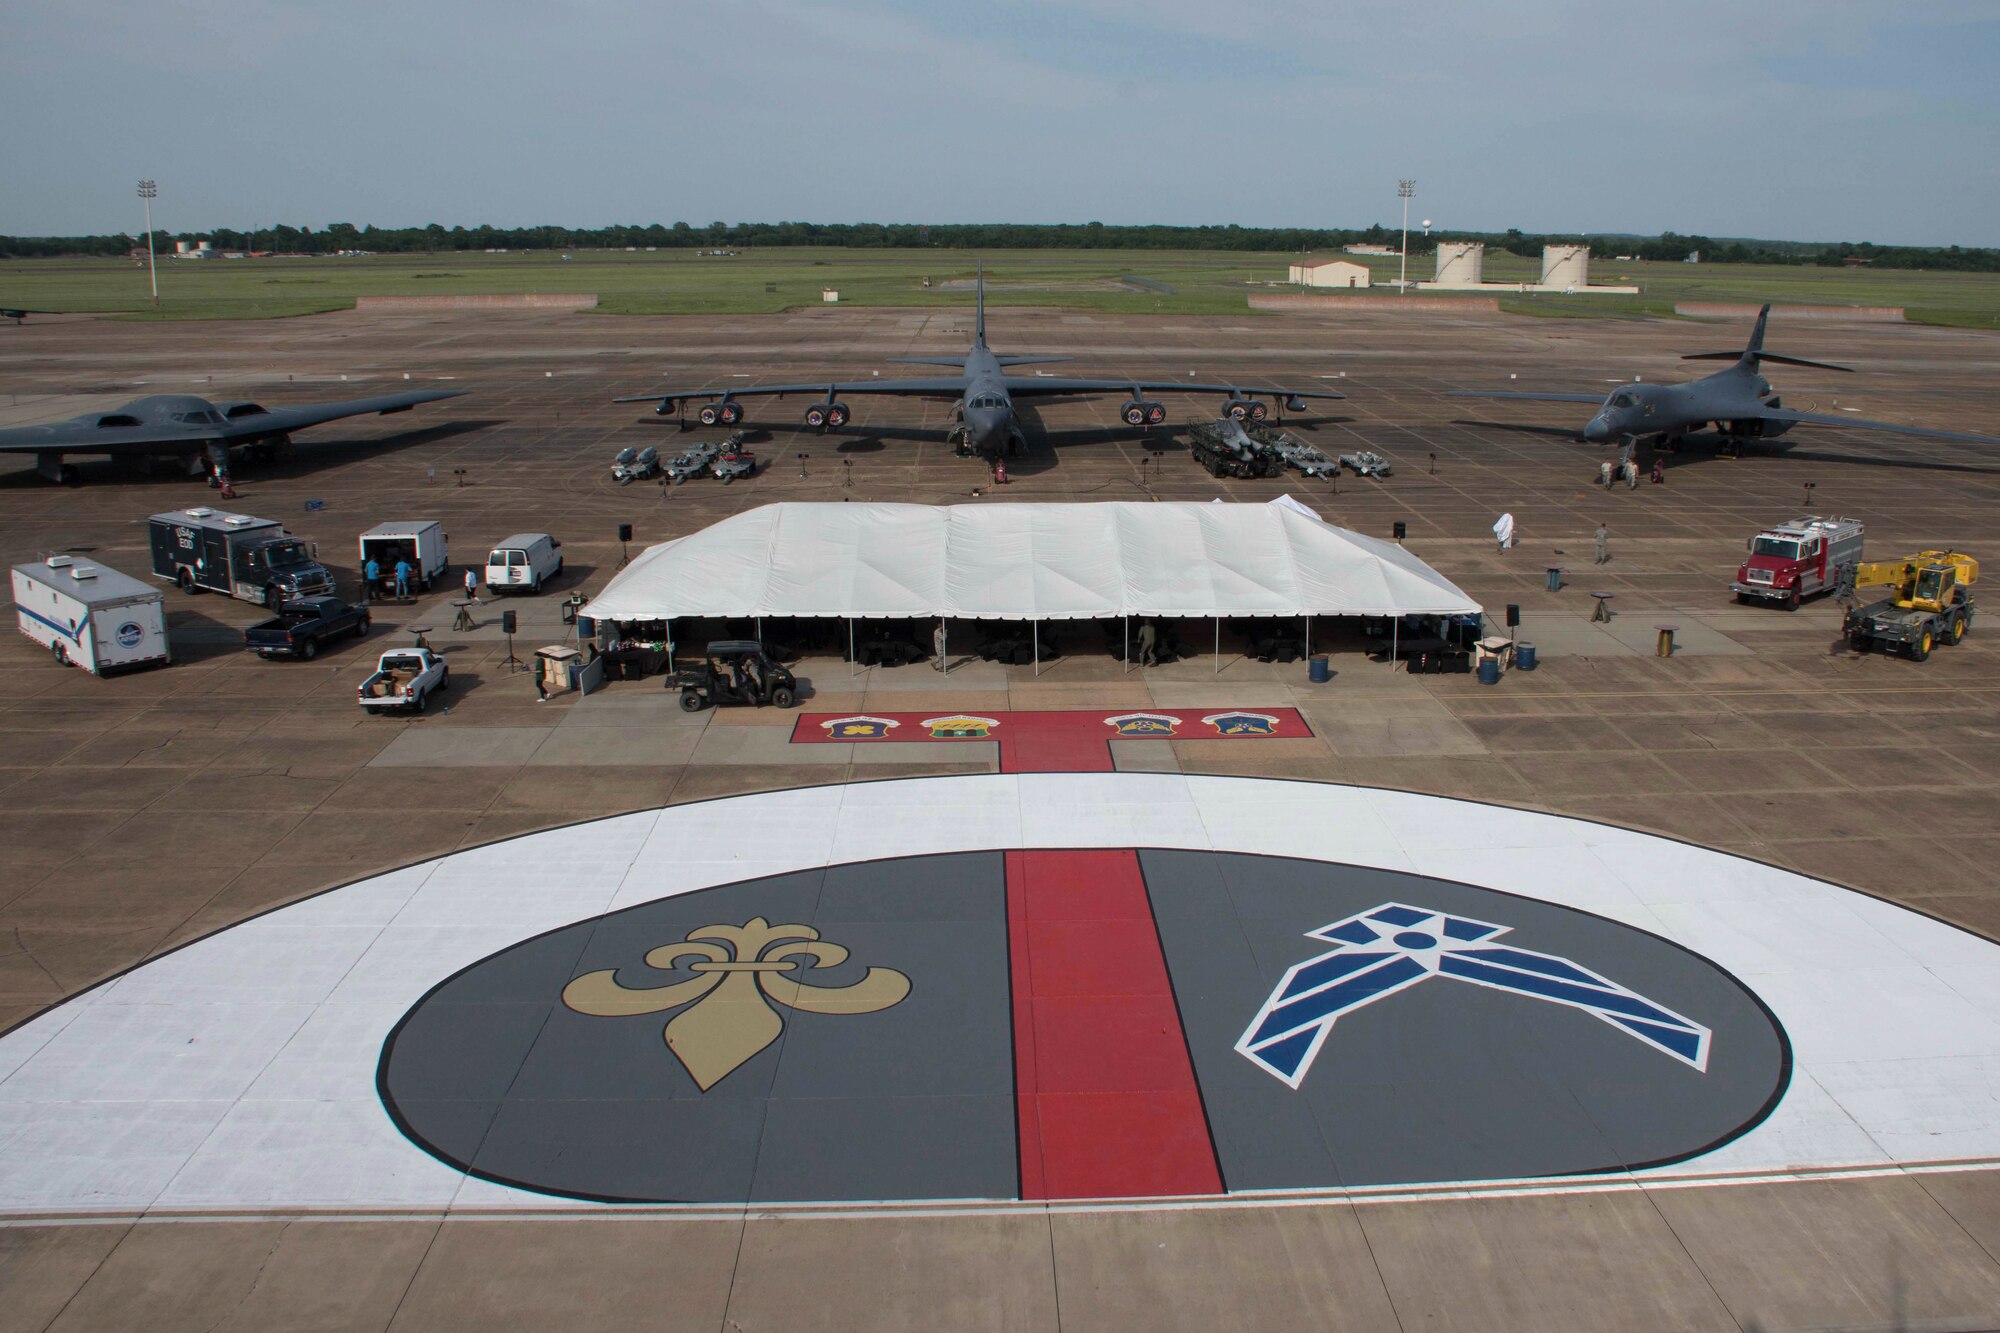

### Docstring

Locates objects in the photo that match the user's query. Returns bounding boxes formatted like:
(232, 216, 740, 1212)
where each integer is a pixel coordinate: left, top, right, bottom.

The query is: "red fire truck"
(1732, 516, 1865, 610)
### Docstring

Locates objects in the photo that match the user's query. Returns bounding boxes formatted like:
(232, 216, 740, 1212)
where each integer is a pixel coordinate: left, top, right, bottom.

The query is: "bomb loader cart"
(670, 640, 797, 711)
(1842, 550, 1977, 661)
(1188, 418, 1283, 479)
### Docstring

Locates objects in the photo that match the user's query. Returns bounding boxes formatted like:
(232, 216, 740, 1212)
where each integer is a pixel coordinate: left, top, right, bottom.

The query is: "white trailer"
(12, 557, 170, 674)
(358, 521, 449, 592)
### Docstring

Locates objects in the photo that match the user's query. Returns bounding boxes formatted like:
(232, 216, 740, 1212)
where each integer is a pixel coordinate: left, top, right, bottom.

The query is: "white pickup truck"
(357, 646, 449, 713)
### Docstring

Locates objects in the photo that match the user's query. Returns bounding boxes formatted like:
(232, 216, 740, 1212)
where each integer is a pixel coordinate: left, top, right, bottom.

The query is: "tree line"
(2, 220, 1995, 272)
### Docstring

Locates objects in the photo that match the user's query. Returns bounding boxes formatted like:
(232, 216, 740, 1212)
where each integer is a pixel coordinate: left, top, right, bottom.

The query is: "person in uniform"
(932, 621, 947, 671)
(1594, 523, 1611, 565)
(1138, 620, 1159, 667)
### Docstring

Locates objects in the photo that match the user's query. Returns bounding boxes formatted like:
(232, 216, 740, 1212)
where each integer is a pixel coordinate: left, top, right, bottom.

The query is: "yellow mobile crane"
(1843, 550, 1978, 661)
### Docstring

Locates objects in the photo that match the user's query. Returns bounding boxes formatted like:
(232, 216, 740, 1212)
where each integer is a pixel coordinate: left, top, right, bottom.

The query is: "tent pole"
(1392, 619, 1398, 673)
(848, 618, 855, 679)
(666, 619, 674, 674)
(1214, 617, 1220, 676)
(1123, 615, 1129, 675)
(1033, 621, 1040, 678)
(1305, 615, 1312, 660)
(941, 617, 948, 677)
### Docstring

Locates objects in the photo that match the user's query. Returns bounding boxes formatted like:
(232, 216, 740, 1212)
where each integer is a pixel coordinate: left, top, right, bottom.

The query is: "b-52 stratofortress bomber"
(1448, 305, 2000, 462)
(0, 389, 465, 485)
(615, 265, 1344, 456)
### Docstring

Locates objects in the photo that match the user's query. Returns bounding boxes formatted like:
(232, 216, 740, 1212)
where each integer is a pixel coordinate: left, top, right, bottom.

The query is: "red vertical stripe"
(1007, 849, 1223, 1200)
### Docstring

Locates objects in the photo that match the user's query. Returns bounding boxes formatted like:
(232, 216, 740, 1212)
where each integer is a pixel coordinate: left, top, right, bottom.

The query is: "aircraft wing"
(999, 376, 1346, 401)
(1754, 408, 2000, 447)
(614, 378, 969, 405)
(216, 389, 466, 436)
(0, 416, 217, 455)
(1442, 390, 1608, 405)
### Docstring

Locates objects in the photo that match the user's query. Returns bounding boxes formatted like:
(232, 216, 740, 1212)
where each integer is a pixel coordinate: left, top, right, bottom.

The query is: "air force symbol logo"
(1237, 902, 1713, 1089)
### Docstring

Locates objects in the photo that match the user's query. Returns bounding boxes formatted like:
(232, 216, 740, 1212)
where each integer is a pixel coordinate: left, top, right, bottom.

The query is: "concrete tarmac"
(4, 305, 2000, 1330)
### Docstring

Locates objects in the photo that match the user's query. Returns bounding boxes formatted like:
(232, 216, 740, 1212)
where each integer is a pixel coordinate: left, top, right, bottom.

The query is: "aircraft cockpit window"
(1607, 391, 1636, 409)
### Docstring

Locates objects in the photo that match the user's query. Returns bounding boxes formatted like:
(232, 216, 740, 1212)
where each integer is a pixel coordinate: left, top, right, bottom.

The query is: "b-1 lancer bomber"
(0, 389, 466, 485)
(615, 264, 1345, 457)
(1447, 305, 2000, 464)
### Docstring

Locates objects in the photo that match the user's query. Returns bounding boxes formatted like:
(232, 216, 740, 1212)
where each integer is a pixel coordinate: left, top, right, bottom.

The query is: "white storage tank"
(1433, 242, 1484, 286)
(1542, 244, 1590, 288)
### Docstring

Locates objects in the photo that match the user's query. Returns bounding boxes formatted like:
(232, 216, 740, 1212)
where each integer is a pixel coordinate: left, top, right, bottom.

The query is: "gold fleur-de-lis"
(561, 918, 911, 1091)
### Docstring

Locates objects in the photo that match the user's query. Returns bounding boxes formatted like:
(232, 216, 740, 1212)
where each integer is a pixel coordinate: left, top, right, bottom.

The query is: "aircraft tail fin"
(974, 259, 986, 347)
(1682, 303, 1851, 372)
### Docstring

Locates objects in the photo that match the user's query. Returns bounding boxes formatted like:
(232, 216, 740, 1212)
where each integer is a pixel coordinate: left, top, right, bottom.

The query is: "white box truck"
(359, 521, 449, 592)
(13, 557, 170, 674)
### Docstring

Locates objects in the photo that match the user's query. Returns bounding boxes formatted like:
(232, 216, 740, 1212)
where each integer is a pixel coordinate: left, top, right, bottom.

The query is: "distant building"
(1432, 242, 1485, 286)
(172, 240, 214, 260)
(1343, 243, 1399, 257)
(1288, 258, 1372, 289)
(1541, 245, 1589, 288)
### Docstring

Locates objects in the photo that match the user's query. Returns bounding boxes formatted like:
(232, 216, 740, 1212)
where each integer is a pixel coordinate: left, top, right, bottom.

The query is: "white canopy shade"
(586, 500, 1479, 622)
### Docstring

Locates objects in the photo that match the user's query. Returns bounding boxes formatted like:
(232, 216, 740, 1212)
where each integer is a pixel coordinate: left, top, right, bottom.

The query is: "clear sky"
(4, 1, 1996, 246)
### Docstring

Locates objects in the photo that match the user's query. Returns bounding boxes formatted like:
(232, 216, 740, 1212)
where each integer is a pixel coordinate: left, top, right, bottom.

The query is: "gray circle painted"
(378, 848, 1787, 1202)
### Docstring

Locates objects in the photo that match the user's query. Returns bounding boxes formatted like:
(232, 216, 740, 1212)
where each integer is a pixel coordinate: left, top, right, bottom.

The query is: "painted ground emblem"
(1104, 712, 1181, 736)
(818, 715, 899, 739)
(1237, 902, 1713, 1089)
(921, 714, 999, 738)
(1201, 711, 1279, 736)
(563, 918, 911, 1091)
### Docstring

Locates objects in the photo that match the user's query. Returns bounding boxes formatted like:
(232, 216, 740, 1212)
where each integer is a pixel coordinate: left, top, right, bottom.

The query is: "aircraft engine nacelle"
(804, 402, 851, 429)
(1224, 398, 1268, 422)
(698, 401, 744, 427)
(1121, 400, 1165, 427)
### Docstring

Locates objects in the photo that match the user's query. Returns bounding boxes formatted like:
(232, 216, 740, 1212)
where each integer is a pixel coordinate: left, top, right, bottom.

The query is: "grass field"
(6, 245, 2000, 327)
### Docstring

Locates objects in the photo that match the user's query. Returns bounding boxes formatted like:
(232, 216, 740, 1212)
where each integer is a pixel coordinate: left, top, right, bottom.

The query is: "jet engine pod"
(1145, 402, 1166, 425)
(1248, 400, 1269, 422)
(1225, 399, 1253, 421)
(654, 399, 677, 417)
(828, 403, 850, 428)
(718, 402, 743, 426)
(1121, 401, 1147, 426)
(698, 404, 722, 426)
(1760, 397, 1793, 438)
(804, 404, 829, 428)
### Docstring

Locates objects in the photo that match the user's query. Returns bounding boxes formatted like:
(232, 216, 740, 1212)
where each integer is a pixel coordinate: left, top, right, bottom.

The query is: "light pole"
(1397, 180, 1415, 293)
(137, 180, 158, 305)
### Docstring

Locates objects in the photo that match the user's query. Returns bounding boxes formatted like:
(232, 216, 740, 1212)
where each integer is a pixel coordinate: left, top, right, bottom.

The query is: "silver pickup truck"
(357, 646, 449, 713)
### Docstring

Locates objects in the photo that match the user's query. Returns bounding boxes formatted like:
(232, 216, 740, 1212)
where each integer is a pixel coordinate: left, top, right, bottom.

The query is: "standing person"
(1594, 522, 1611, 565)
(1137, 620, 1158, 667)
(932, 621, 947, 672)
(464, 566, 479, 602)
(1624, 458, 1639, 489)
(1651, 458, 1665, 485)
(393, 557, 413, 601)
(1599, 459, 1615, 489)
(363, 556, 381, 603)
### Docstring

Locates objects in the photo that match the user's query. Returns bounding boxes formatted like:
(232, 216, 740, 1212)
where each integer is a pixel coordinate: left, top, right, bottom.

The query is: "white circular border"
(3, 771, 1999, 1217)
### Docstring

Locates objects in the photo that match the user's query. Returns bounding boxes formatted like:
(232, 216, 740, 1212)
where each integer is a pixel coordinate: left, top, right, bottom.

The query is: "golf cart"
(671, 640, 797, 711)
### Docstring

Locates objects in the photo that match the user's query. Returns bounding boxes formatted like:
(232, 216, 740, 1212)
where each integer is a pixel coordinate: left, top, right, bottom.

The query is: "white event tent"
(587, 499, 1479, 670)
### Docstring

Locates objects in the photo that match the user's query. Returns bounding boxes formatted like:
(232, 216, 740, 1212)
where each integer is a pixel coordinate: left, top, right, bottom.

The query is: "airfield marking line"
(12, 1160, 2000, 1228)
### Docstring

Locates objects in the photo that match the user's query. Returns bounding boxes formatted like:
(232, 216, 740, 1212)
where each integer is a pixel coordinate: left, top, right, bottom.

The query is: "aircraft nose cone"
(1582, 415, 1616, 443)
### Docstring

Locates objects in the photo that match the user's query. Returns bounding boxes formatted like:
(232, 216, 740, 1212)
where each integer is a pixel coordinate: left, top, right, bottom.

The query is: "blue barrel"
(1477, 658, 1501, 685)
(1515, 642, 1537, 671)
(1545, 566, 1562, 593)
(1307, 654, 1330, 683)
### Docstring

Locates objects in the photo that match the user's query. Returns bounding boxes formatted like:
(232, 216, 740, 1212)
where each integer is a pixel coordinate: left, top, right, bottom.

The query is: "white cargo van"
(13, 557, 170, 674)
(484, 533, 562, 595)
